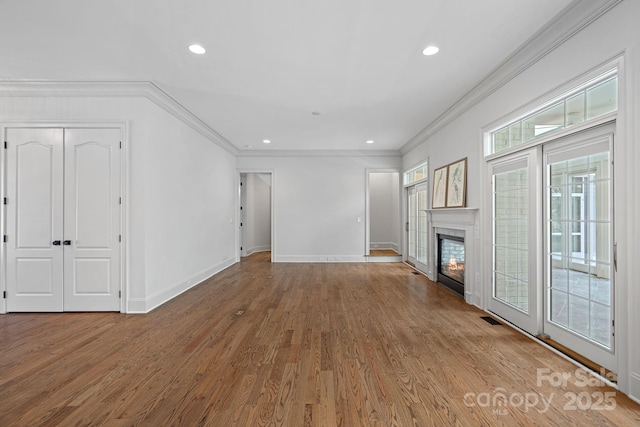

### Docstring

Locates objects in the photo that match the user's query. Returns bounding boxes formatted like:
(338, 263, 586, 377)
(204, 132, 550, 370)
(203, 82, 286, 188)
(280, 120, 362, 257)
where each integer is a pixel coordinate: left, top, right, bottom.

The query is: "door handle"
(52, 240, 61, 246)
(64, 240, 71, 246)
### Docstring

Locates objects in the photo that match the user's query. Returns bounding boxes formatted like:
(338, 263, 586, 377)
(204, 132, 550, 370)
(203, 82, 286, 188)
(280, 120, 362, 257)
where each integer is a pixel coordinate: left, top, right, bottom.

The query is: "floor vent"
(481, 316, 502, 325)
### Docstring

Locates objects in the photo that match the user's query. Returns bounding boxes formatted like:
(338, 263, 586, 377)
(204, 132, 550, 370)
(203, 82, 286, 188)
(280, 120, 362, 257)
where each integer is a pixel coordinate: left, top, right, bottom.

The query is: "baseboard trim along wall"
(370, 242, 400, 253)
(245, 246, 271, 256)
(127, 258, 237, 313)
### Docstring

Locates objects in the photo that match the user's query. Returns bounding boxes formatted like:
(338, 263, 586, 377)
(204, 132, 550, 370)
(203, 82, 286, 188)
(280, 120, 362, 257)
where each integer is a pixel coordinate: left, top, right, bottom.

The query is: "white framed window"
(404, 162, 428, 186)
(487, 69, 618, 157)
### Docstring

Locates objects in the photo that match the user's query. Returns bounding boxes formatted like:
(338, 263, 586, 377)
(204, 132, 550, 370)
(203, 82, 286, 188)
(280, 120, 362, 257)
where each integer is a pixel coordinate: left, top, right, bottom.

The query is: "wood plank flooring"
(1, 252, 639, 426)
(369, 249, 400, 257)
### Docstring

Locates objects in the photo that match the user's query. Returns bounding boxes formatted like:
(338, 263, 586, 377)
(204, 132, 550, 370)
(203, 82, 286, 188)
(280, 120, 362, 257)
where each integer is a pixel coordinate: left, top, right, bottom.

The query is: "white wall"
(237, 155, 401, 262)
(142, 103, 237, 311)
(245, 173, 271, 254)
(401, 0, 640, 401)
(0, 93, 238, 313)
(369, 172, 400, 252)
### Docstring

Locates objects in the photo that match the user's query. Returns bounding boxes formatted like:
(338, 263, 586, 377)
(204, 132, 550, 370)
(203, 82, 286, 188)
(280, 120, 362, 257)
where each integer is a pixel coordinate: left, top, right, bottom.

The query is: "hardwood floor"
(1, 252, 638, 426)
(369, 249, 400, 257)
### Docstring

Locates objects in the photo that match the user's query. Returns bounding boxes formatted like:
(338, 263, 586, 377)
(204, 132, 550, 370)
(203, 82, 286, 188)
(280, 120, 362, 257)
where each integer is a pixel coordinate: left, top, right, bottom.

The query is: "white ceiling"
(0, 0, 574, 152)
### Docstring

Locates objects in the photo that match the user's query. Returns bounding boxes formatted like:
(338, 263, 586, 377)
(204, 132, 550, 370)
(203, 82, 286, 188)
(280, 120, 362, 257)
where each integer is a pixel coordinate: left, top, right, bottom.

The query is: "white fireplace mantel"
(425, 208, 478, 227)
(426, 208, 479, 305)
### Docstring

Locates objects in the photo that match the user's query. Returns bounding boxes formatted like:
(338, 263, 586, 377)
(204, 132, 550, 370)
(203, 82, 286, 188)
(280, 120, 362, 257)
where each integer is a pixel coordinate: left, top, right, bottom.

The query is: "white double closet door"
(5, 127, 121, 312)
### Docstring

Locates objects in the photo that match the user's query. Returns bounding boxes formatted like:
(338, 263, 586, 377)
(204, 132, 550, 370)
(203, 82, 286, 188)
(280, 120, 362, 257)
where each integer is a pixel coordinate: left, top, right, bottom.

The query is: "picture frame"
(445, 157, 467, 208)
(432, 165, 448, 209)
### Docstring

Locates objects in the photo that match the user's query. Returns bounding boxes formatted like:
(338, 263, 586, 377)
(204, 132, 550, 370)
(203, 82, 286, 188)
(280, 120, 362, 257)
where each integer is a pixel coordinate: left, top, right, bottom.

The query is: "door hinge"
(119, 197, 122, 205)
(3, 235, 6, 243)
(119, 235, 122, 242)
(3, 291, 6, 299)
(3, 197, 6, 205)
(119, 290, 122, 298)
(612, 320, 615, 336)
(120, 141, 122, 149)
(4, 141, 7, 149)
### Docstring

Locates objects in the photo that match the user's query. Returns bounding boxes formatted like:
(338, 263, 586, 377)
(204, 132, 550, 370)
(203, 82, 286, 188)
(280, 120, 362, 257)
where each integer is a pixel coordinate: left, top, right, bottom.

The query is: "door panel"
(488, 148, 540, 335)
(407, 186, 416, 261)
(63, 128, 121, 311)
(6, 128, 64, 312)
(543, 129, 615, 371)
(406, 183, 428, 271)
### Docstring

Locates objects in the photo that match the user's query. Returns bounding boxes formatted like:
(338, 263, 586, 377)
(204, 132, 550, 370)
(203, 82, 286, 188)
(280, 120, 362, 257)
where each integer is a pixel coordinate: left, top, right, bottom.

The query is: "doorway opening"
(239, 173, 273, 261)
(366, 171, 402, 262)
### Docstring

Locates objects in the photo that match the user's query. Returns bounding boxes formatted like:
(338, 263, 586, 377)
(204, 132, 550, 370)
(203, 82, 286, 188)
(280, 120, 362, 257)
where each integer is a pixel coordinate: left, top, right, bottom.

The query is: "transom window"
(489, 70, 617, 156)
(404, 162, 428, 186)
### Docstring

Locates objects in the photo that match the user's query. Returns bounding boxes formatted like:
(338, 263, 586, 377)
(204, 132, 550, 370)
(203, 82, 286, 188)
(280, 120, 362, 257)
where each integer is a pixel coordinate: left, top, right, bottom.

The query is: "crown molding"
(400, 0, 623, 155)
(236, 149, 401, 158)
(0, 80, 239, 156)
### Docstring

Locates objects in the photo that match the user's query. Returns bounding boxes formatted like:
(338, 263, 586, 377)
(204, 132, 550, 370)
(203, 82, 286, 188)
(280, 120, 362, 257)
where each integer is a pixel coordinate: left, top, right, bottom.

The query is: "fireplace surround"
(427, 208, 478, 304)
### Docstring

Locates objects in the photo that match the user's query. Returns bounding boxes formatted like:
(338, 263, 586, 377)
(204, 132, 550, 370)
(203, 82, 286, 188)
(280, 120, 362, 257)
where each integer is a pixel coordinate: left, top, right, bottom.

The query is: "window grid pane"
(493, 167, 529, 313)
(404, 163, 428, 186)
(547, 149, 612, 348)
(489, 74, 617, 156)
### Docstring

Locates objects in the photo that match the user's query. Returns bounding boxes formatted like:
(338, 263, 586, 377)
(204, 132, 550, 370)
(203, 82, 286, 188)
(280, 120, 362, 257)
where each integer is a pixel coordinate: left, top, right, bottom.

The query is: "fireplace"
(437, 234, 465, 295)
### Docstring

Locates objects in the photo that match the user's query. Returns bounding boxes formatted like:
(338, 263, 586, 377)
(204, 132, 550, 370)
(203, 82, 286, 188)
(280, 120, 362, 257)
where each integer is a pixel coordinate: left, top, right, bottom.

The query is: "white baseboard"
(274, 255, 367, 263)
(245, 245, 271, 256)
(126, 298, 148, 314)
(127, 258, 236, 313)
(370, 242, 400, 252)
(629, 372, 640, 404)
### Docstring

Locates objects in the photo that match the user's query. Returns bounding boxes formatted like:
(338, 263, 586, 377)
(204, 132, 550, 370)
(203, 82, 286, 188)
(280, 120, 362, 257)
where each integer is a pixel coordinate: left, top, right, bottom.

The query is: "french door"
(406, 182, 428, 271)
(543, 127, 615, 371)
(487, 124, 616, 372)
(5, 127, 122, 312)
(488, 148, 540, 335)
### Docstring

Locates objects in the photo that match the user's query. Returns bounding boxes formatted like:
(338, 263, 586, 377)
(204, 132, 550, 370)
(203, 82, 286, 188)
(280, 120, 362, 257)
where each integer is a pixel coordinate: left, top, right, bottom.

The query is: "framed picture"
(445, 157, 467, 208)
(432, 165, 448, 208)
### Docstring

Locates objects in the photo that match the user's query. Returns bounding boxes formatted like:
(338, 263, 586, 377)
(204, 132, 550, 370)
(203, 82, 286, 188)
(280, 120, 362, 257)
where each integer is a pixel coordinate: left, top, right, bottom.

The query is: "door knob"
(64, 240, 71, 246)
(52, 240, 61, 246)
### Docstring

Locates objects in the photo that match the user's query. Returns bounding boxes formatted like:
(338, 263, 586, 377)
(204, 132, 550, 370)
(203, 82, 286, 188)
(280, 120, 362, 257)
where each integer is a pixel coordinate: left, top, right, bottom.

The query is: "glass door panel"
(488, 149, 539, 335)
(406, 183, 428, 270)
(407, 186, 417, 261)
(544, 130, 615, 372)
(417, 183, 428, 265)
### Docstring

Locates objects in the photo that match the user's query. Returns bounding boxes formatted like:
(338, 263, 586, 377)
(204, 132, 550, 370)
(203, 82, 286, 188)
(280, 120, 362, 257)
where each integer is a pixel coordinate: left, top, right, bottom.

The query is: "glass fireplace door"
(438, 235, 465, 295)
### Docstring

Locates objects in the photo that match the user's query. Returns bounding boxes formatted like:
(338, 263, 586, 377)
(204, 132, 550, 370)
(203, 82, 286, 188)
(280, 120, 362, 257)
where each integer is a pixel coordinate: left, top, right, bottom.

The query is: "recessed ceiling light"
(422, 45, 439, 56)
(366, 140, 374, 144)
(263, 139, 271, 144)
(188, 44, 206, 54)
